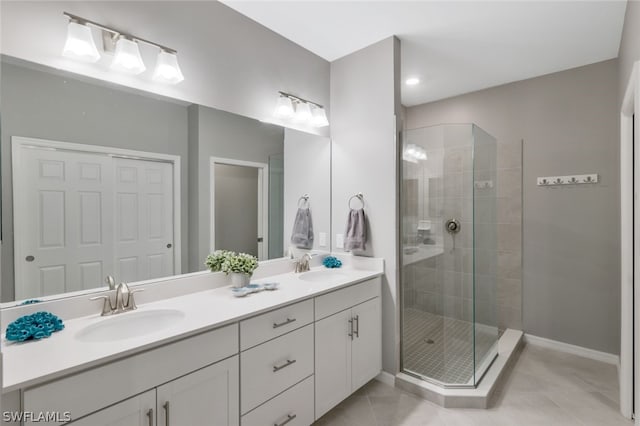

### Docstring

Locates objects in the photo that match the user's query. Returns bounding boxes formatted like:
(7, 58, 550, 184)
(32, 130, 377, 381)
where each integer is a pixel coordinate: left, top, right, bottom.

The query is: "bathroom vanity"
(2, 258, 383, 426)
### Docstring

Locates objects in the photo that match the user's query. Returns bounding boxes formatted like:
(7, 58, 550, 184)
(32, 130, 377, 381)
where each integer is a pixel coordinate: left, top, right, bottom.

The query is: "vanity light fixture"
(111, 36, 146, 75)
(152, 50, 184, 84)
(274, 94, 295, 118)
(311, 105, 329, 127)
(294, 101, 312, 122)
(62, 19, 101, 63)
(62, 12, 184, 84)
(274, 92, 329, 128)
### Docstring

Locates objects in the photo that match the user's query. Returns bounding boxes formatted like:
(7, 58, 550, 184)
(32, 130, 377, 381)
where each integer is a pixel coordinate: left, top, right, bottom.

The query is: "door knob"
(166, 243, 172, 248)
(25, 255, 35, 262)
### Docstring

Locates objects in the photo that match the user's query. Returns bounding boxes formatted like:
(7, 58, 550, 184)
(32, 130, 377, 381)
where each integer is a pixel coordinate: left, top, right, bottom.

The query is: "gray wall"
(0, 1, 330, 136)
(331, 37, 401, 374)
(214, 164, 259, 257)
(406, 59, 620, 354)
(1, 62, 189, 302)
(619, 0, 640, 101)
(188, 105, 284, 272)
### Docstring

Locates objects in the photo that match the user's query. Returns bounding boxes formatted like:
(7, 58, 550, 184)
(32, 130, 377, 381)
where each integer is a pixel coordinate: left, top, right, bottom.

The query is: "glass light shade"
(62, 21, 100, 63)
(111, 37, 146, 75)
(294, 102, 312, 122)
(274, 96, 294, 119)
(311, 106, 329, 127)
(152, 51, 184, 84)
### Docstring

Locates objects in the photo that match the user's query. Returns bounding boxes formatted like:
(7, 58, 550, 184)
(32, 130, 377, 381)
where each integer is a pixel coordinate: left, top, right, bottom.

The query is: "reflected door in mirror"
(14, 141, 175, 299)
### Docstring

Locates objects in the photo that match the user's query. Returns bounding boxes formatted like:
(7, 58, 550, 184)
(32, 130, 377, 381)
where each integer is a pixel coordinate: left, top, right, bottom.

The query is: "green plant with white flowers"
(205, 250, 258, 275)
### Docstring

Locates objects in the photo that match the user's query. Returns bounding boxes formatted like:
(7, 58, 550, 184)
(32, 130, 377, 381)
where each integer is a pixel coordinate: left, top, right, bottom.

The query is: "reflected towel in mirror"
(291, 207, 314, 249)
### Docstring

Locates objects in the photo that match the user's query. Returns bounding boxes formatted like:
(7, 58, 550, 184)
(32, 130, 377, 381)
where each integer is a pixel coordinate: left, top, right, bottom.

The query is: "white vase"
(230, 272, 251, 288)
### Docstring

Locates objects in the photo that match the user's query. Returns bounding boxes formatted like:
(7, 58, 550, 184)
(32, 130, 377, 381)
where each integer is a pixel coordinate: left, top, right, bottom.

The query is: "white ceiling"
(221, 0, 627, 106)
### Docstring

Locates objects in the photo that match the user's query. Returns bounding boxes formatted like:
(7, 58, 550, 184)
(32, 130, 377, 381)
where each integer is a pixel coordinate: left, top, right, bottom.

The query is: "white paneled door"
(14, 140, 175, 299)
(114, 158, 174, 283)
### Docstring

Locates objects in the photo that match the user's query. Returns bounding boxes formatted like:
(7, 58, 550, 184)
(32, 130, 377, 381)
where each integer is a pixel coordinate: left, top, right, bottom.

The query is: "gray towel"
(345, 208, 367, 251)
(291, 207, 314, 249)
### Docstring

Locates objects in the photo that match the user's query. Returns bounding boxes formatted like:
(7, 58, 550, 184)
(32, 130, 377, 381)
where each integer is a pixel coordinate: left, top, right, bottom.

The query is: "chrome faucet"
(294, 253, 312, 273)
(90, 282, 143, 316)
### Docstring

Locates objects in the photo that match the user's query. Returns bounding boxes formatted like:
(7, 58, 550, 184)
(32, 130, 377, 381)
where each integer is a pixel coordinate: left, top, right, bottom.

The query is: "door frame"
(12, 136, 182, 297)
(621, 61, 640, 422)
(209, 157, 269, 260)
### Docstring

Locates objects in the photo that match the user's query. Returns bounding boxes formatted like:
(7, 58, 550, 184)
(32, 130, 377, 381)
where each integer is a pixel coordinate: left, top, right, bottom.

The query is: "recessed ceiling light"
(406, 77, 420, 86)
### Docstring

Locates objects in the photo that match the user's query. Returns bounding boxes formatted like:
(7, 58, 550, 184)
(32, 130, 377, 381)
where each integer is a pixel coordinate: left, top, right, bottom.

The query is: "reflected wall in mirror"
(1, 56, 331, 304)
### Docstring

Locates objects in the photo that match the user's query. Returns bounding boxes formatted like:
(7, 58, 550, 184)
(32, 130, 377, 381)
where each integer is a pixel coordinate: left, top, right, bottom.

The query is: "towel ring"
(348, 192, 364, 209)
(298, 194, 310, 208)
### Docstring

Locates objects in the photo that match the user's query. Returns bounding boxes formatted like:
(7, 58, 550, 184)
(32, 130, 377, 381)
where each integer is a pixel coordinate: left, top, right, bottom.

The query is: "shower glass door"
(400, 123, 499, 388)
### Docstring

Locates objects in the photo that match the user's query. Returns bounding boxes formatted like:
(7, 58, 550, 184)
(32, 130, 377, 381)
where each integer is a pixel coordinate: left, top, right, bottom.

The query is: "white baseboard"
(524, 334, 619, 365)
(375, 370, 395, 387)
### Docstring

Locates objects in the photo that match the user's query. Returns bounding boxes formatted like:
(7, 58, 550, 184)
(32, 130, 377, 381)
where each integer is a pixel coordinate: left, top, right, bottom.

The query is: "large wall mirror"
(0, 56, 331, 305)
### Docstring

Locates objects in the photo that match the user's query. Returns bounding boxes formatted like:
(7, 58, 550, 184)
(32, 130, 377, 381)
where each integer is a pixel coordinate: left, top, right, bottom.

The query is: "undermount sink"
(76, 309, 185, 343)
(298, 270, 349, 283)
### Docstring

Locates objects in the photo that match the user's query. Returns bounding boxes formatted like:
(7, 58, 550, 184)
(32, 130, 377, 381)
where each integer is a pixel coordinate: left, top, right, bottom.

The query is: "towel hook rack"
(348, 192, 364, 209)
(298, 194, 310, 208)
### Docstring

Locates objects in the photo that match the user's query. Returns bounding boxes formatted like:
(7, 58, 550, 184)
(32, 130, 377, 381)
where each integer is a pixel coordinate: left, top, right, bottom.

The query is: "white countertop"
(2, 265, 383, 393)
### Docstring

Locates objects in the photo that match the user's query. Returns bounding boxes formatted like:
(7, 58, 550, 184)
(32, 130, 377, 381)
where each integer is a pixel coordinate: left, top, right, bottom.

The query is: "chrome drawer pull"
(354, 315, 360, 338)
(147, 409, 153, 426)
(163, 401, 170, 426)
(274, 414, 297, 426)
(348, 318, 354, 340)
(273, 318, 296, 329)
(273, 359, 297, 372)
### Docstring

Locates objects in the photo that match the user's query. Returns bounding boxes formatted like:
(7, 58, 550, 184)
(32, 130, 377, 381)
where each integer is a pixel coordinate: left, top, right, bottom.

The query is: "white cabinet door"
(351, 297, 382, 391)
(69, 390, 155, 426)
(314, 309, 352, 419)
(157, 356, 239, 426)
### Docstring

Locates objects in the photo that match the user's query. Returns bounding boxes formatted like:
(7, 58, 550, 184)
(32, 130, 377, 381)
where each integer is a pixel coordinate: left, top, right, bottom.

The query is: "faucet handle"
(127, 289, 144, 310)
(90, 295, 114, 316)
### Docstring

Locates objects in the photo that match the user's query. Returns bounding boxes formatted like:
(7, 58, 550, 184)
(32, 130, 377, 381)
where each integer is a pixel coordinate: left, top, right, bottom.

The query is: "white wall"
(330, 36, 401, 373)
(283, 129, 331, 254)
(0, 1, 330, 136)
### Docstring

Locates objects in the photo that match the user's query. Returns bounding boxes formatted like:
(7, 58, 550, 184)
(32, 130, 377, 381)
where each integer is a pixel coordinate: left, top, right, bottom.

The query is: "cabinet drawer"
(240, 324, 313, 414)
(315, 278, 381, 320)
(23, 323, 238, 426)
(240, 299, 313, 350)
(241, 375, 314, 426)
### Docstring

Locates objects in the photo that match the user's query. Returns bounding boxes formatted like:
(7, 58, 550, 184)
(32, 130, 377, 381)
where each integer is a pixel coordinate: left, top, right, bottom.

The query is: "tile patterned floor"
(315, 344, 632, 426)
(402, 309, 498, 385)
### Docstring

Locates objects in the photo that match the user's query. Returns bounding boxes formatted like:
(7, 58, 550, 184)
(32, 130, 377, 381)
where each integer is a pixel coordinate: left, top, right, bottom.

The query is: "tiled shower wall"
(495, 140, 523, 330)
(402, 134, 522, 331)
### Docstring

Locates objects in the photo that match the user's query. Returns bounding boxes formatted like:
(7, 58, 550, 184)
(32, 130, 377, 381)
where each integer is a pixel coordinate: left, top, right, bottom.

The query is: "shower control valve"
(445, 218, 461, 234)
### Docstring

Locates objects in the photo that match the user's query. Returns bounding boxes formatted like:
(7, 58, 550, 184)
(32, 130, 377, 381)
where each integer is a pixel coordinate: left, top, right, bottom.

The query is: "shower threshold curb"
(395, 328, 523, 408)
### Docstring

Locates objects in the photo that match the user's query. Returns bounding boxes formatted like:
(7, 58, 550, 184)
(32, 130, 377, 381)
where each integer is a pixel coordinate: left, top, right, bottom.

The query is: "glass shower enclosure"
(400, 124, 498, 388)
